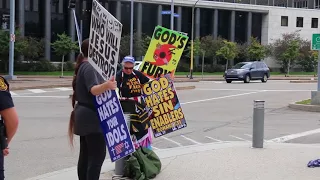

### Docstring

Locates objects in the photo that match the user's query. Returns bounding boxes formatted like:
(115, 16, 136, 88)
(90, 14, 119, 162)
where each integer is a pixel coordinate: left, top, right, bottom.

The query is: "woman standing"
(116, 56, 153, 150)
(68, 39, 117, 180)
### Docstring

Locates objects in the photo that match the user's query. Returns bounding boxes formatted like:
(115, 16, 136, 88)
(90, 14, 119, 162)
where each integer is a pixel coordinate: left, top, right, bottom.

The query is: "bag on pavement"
(124, 147, 161, 180)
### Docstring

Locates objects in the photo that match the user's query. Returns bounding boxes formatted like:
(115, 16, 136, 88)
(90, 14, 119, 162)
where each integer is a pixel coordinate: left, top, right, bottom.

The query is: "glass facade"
(0, 0, 270, 62)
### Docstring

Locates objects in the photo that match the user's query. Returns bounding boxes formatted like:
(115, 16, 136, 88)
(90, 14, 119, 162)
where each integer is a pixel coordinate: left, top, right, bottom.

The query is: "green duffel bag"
(124, 147, 162, 180)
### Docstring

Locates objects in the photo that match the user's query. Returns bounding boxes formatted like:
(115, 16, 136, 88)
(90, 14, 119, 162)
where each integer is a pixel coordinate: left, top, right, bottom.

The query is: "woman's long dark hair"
(68, 39, 89, 147)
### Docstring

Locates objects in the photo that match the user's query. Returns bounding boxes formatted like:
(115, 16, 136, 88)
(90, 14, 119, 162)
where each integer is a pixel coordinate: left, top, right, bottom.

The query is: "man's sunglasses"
(124, 67, 133, 70)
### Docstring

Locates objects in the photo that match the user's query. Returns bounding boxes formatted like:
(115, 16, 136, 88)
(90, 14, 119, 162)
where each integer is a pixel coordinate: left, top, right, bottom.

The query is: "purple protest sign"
(94, 90, 135, 162)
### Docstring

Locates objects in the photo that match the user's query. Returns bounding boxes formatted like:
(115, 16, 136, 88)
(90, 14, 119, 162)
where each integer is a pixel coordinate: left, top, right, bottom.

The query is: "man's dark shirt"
(116, 69, 149, 98)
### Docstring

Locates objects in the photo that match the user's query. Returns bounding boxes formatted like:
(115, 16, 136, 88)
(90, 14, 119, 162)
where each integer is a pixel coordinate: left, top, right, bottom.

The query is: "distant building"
(0, 0, 319, 69)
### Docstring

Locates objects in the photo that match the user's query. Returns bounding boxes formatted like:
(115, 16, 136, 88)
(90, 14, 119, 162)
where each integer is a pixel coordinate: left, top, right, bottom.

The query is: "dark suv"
(224, 61, 270, 83)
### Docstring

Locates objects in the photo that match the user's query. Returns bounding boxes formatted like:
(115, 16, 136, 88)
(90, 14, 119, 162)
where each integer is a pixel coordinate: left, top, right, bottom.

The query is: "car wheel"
(244, 74, 250, 83)
(261, 74, 268, 83)
(226, 80, 232, 83)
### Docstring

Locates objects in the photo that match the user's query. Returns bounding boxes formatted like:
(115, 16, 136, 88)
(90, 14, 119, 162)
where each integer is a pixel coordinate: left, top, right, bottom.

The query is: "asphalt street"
(6, 80, 320, 180)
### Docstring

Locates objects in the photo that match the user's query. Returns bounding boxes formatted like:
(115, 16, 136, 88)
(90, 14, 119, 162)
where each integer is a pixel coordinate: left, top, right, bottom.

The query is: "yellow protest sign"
(142, 74, 187, 138)
(139, 26, 189, 80)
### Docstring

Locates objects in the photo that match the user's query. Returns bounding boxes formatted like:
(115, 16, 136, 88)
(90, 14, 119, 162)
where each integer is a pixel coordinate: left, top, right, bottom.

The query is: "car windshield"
(233, 63, 252, 69)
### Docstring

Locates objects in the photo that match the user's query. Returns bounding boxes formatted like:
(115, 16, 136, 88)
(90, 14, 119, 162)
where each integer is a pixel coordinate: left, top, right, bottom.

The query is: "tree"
(21, 36, 43, 61)
(0, 29, 27, 72)
(297, 40, 317, 72)
(199, 35, 225, 64)
(119, 32, 151, 60)
(269, 31, 302, 73)
(216, 40, 238, 70)
(51, 33, 78, 77)
(185, 38, 202, 58)
(281, 40, 300, 75)
(247, 37, 266, 61)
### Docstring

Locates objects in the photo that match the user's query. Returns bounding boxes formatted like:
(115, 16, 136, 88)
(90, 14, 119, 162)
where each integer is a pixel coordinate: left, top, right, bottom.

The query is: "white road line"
(12, 95, 69, 98)
(244, 134, 252, 138)
(27, 89, 46, 93)
(180, 135, 202, 145)
(161, 136, 182, 147)
(10, 91, 18, 96)
(229, 135, 250, 142)
(196, 88, 312, 92)
(269, 128, 320, 143)
(151, 146, 160, 150)
(181, 91, 264, 105)
(205, 136, 223, 142)
(55, 87, 72, 91)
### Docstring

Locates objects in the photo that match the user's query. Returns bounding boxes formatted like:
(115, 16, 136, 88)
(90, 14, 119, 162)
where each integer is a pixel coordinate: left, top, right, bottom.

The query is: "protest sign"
(94, 90, 135, 162)
(141, 74, 187, 138)
(89, 0, 135, 162)
(139, 26, 189, 80)
(88, 0, 122, 80)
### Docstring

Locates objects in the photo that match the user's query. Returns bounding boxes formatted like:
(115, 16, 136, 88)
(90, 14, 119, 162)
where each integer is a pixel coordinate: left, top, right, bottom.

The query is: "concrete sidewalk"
(26, 142, 320, 180)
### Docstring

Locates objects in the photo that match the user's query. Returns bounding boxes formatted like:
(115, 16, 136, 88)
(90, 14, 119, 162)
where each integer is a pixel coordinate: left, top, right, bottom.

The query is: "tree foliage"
(269, 31, 303, 73)
(0, 29, 27, 72)
(247, 37, 266, 61)
(216, 40, 238, 69)
(119, 32, 151, 60)
(51, 33, 78, 57)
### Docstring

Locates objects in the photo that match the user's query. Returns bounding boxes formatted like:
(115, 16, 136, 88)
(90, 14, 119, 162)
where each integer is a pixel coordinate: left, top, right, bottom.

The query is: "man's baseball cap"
(122, 56, 135, 64)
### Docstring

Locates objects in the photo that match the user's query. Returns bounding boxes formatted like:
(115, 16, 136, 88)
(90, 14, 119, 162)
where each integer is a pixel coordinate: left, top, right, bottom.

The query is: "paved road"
(6, 80, 320, 180)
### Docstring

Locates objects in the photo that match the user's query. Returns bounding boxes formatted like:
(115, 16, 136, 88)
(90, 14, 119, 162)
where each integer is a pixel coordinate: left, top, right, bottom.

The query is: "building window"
(296, 17, 303, 27)
(33, 0, 39, 12)
(281, 16, 288, 26)
(312, 18, 318, 28)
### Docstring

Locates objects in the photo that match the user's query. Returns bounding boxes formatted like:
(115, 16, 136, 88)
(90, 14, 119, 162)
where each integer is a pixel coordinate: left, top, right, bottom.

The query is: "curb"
(175, 86, 196, 90)
(288, 103, 320, 112)
(290, 80, 317, 83)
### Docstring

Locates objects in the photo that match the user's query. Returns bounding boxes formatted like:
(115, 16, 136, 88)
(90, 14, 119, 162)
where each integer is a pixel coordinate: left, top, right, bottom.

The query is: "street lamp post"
(130, 0, 134, 56)
(190, 0, 200, 79)
(7, 0, 16, 80)
(170, 0, 174, 30)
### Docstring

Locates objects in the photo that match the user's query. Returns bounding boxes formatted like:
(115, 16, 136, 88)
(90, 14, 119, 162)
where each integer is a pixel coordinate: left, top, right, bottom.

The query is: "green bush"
(15, 59, 57, 72)
(57, 61, 75, 71)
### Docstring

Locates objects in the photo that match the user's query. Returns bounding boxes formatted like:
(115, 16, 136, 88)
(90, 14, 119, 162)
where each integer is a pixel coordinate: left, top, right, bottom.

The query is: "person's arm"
(0, 107, 18, 145)
(83, 64, 117, 95)
(135, 70, 150, 84)
(0, 89, 19, 146)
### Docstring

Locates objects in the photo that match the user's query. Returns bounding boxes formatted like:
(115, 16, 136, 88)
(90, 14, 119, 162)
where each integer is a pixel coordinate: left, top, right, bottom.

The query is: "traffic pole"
(7, 0, 16, 80)
(252, 100, 265, 148)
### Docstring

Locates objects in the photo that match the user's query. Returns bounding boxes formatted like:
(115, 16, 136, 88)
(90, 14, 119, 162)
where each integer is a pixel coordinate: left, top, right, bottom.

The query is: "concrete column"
(116, 0, 121, 21)
(213, 9, 218, 39)
(229, 10, 235, 42)
(45, 0, 51, 61)
(195, 8, 200, 66)
(18, 0, 25, 36)
(229, 10, 235, 66)
(157, 5, 162, 26)
(137, 3, 143, 46)
(287, 0, 294, 7)
(177, 6, 182, 32)
(68, 9, 75, 61)
(247, 12, 252, 43)
(308, 0, 315, 9)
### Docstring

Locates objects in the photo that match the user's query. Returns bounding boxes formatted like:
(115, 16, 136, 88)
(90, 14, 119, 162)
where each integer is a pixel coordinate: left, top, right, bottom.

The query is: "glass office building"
(0, 0, 318, 63)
